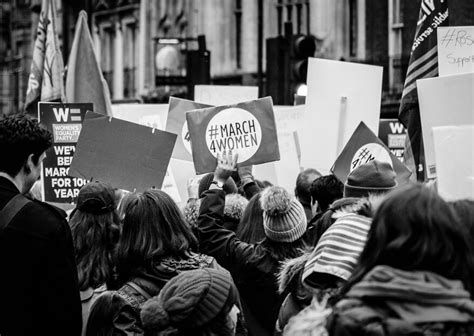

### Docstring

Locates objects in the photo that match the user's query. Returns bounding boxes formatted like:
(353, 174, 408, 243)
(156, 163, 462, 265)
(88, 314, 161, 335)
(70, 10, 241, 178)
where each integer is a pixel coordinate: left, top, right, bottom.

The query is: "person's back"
(0, 114, 81, 336)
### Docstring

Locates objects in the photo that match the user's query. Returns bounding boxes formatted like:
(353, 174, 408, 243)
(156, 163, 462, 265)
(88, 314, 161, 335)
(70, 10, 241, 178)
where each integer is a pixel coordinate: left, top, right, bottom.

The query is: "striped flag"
(25, 0, 65, 116)
(398, 0, 449, 181)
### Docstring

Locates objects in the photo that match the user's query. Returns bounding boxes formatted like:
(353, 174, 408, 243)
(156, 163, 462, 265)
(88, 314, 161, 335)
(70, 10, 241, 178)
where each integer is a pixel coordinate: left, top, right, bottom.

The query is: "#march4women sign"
(186, 97, 280, 174)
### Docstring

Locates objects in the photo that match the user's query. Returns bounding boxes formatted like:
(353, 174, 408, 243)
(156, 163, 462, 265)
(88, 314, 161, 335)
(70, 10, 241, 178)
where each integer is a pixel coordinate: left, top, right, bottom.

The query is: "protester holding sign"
(0, 114, 82, 336)
(197, 151, 307, 336)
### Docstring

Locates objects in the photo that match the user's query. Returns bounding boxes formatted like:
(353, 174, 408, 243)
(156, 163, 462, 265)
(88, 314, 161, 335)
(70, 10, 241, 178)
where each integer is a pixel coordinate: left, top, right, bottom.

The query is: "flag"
(25, 0, 64, 116)
(65, 11, 112, 116)
(398, 0, 449, 181)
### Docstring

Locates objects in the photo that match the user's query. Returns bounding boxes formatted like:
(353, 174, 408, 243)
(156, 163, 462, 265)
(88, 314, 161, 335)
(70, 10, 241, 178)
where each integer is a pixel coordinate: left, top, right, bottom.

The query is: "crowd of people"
(1, 113, 473, 336)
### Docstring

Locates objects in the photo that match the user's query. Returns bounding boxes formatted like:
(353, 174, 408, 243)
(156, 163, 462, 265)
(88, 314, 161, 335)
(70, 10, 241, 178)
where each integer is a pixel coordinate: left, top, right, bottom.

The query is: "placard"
(194, 85, 258, 105)
(69, 111, 177, 192)
(331, 122, 412, 186)
(111, 104, 168, 130)
(166, 97, 212, 161)
(437, 26, 474, 76)
(186, 97, 280, 174)
(432, 125, 474, 200)
(300, 58, 383, 172)
(39, 102, 91, 203)
(378, 119, 407, 162)
(417, 72, 474, 178)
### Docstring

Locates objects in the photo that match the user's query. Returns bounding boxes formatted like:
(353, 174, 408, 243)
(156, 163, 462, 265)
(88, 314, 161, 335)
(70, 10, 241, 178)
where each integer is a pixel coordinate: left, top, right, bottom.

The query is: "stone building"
(1, 0, 473, 115)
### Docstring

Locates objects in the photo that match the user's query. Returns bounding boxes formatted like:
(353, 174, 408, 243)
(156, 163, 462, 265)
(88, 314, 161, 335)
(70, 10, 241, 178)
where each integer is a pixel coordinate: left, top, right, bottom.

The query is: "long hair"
(86, 291, 135, 336)
(70, 209, 120, 291)
(450, 199, 474, 240)
(341, 183, 474, 296)
(236, 193, 266, 244)
(116, 189, 198, 282)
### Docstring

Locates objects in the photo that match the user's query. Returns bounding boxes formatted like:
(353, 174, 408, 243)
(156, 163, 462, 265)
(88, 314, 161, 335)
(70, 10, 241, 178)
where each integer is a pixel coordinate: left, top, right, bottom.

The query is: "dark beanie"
(140, 269, 238, 332)
(344, 160, 397, 198)
(198, 173, 238, 198)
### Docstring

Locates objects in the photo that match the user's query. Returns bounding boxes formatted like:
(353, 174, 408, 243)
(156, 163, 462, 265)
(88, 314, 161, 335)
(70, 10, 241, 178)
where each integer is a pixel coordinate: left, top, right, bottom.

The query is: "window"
(234, 0, 242, 69)
(392, 0, 404, 27)
(349, 0, 358, 57)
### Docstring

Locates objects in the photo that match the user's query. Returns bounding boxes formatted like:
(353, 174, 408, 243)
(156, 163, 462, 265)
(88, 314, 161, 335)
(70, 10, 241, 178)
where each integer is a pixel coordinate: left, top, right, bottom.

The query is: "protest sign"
(417, 72, 474, 178)
(161, 168, 182, 204)
(166, 97, 212, 161)
(194, 85, 258, 105)
(432, 125, 474, 200)
(186, 97, 280, 174)
(69, 111, 177, 192)
(331, 122, 412, 186)
(378, 119, 407, 162)
(437, 26, 474, 77)
(112, 104, 168, 130)
(253, 131, 301, 194)
(169, 158, 200, 204)
(300, 58, 382, 173)
(39, 103, 91, 203)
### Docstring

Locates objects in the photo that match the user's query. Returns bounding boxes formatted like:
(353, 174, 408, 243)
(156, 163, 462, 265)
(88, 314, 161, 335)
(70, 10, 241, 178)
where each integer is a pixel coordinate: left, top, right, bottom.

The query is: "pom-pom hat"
(344, 160, 397, 198)
(140, 268, 238, 332)
(260, 186, 307, 243)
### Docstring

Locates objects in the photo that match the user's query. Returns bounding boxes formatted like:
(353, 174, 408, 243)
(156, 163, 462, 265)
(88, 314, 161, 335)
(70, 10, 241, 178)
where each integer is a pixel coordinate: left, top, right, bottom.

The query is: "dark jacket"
(197, 189, 284, 336)
(90, 252, 225, 335)
(0, 177, 82, 336)
(305, 197, 359, 247)
(327, 265, 474, 336)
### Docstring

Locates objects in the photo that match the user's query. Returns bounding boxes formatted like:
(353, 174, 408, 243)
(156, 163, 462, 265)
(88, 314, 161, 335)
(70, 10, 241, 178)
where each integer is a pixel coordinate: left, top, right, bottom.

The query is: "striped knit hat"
(302, 213, 371, 287)
(260, 186, 307, 243)
(140, 268, 238, 332)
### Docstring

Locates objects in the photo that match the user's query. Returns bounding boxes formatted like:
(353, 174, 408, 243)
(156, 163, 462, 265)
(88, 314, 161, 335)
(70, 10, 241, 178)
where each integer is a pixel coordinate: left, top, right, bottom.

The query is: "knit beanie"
(344, 160, 397, 198)
(140, 268, 238, 332)
(260, 186, 307, 243)
(302, 213, 371, 288)
(198, 173, 238, 198)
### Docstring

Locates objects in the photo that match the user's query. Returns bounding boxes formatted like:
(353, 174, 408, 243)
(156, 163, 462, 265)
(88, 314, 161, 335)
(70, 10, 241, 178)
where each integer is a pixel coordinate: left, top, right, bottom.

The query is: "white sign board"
(194, 85, 258, 105)
(417, 72, 474, 178)
(111, 104, 168, 130)
(254, 132, 301, 194)
(300, 58, 383, 172)
(437, 26, 474, 77)
(432, 125, 474, 200)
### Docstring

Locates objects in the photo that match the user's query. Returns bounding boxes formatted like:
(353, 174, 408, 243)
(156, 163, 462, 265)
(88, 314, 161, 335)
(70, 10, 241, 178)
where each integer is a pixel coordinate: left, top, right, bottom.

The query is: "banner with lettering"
(39, 102, 91, 203)
(331, 122, 412, 186)
(186, 97, 280, 174)
(437, 26, 474, 76)
(378, 119, 407, 162)
(166, 97, 212, 162)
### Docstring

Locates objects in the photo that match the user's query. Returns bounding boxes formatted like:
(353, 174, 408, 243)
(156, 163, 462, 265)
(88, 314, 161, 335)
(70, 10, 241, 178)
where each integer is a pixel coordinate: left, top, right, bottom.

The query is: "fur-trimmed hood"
(332, 194, 385, 219)
(278, 251, 313, 295)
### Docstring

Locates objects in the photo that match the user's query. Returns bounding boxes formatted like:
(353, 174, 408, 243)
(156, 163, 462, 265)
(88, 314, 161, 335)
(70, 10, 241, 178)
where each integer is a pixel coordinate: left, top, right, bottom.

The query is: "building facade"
(1, 0, 473, 115)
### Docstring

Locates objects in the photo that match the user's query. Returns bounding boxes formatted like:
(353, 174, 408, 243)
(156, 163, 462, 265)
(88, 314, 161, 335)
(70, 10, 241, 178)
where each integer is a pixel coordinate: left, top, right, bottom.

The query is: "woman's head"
(236, 193, 266, 244)
(140, 268, 240, 336)
(116, 189, 198, 281)
(70, 181, 120, 290)
(345, 183, 474, 294)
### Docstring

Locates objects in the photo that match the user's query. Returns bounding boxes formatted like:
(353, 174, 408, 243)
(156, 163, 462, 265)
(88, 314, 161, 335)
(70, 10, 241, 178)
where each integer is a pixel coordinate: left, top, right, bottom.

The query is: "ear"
(22, 154, 35, 175)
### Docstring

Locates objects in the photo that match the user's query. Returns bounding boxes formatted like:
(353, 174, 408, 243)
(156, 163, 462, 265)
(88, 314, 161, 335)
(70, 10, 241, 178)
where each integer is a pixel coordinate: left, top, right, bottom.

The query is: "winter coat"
(0, 177, 82, 336)
(327, 265, 474, 336)
(197, 189, 286, 336)
(88, 252, 224, 335)
(305, 197, 359, 247)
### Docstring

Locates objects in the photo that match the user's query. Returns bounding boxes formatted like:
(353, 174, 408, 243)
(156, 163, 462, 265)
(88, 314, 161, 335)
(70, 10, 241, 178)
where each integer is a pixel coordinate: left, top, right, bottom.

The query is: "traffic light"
(290, 35, 316, 96)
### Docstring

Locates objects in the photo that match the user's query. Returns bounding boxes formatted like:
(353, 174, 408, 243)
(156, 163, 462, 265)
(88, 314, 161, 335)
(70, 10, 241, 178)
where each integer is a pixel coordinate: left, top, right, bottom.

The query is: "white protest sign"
(194, 85, 258, 105)
(417, 72, 474, 178)
(437, 26, 474, 76)
(432, 125, 474, 200)
(273, 105, 305, 135)
(254, 132, 301, 194)
(161, 168, 182, 204)
(169, 158, 200, 204)
(300, 58, 382, 173)
(111, 104, 168, 130)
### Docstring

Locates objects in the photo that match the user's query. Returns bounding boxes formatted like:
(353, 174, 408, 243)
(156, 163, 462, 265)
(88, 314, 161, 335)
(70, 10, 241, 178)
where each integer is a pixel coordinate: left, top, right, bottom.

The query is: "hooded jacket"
(327, 265, 474, 336)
